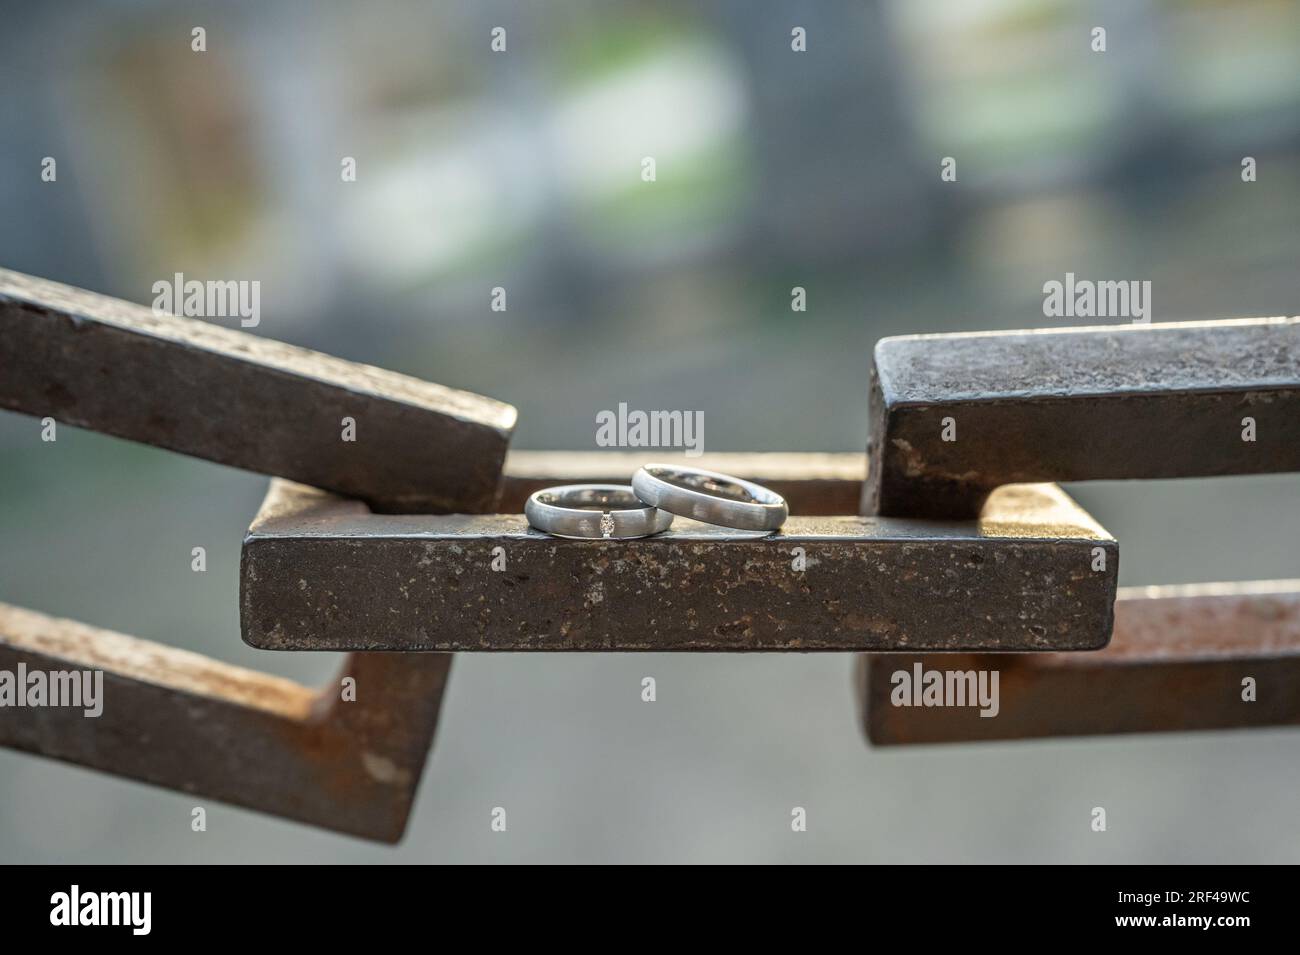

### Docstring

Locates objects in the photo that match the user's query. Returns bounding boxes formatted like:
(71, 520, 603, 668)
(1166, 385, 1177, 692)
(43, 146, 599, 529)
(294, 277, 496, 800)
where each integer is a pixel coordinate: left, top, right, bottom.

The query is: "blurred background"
(1, 0, 1299, 863)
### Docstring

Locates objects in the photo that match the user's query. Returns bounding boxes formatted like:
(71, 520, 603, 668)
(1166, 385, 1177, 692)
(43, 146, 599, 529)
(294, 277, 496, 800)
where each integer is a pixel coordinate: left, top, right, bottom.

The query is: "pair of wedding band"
(525, 464, 789, 539)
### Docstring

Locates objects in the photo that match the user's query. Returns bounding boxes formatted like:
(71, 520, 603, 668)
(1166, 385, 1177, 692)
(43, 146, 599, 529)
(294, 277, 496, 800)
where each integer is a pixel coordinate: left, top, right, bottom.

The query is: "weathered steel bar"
(0, 267, 519, 840)
(0, 268, 516, 513)
(0, 602, 451, 842)
(499, 450, 865, 515)
(861, 580, 1300, 744)
(241, 477, 1118, 652)
(863, 318, 1300, 518)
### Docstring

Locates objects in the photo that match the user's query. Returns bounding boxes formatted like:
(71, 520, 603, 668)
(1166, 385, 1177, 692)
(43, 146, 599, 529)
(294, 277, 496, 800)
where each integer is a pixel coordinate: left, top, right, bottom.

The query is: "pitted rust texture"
(499, 451, 865, 516)
(861, 580, 1300, 744)
(0, 268, 516, 513)
(0, 602, 451, 842)
(241, 479, 1117, 652)
(0, 267, 507, 842)
(863, 318, 1300, 518)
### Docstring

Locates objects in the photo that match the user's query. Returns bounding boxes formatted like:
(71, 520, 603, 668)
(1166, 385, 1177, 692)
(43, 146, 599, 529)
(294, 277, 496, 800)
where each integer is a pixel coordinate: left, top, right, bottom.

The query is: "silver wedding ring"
(525, 484, 673, 539)
(631, 463, 788, 532)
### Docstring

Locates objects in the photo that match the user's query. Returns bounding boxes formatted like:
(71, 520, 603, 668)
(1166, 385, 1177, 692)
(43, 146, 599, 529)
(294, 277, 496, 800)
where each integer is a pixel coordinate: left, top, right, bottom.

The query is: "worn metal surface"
(0, 602, 451, 842)
(863, 318, 1300, 518)
(0, 268, 515, 513)
(241, 477, 1117, 652)
(0, 267, 519, 840)
(500, 450, 865, 515)
(861, 580, 1300, 744)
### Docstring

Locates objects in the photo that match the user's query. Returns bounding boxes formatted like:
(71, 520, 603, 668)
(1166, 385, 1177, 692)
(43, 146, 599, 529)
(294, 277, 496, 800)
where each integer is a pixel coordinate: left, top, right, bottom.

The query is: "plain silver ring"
(525, 484, 673, 539)
(631, 464, 788, 531)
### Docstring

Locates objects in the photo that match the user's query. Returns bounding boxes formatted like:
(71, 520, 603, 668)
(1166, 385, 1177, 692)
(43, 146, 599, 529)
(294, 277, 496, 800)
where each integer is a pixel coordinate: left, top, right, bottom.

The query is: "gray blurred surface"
(2, 0, 1299, 863)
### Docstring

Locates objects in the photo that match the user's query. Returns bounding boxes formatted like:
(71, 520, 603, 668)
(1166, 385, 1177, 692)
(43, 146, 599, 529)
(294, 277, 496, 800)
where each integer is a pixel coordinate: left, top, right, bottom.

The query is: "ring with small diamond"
(525, 484, 673, 539)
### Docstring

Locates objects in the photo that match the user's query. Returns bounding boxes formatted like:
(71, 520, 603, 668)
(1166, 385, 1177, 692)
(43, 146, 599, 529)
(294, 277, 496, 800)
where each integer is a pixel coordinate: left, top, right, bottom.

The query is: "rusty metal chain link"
(2, 268, 1298, 839)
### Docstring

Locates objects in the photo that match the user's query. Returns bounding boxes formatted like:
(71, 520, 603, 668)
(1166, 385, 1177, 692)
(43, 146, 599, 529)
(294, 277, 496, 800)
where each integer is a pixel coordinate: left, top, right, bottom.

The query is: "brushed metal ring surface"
(631, 464, 789, 531)
(525, 484, 673, 539)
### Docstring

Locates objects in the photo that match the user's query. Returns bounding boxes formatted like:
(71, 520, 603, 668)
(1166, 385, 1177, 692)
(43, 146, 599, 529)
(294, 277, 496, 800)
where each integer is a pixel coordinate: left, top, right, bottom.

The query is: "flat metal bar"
(0, 268, 515, 513)
(0, 602, 451, 842)
(861, 580, 1300, 744)
(499, 450, 865, 515)
(863, 318, 1300, 518)
(241, 476, 1118, 652)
